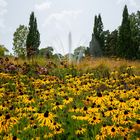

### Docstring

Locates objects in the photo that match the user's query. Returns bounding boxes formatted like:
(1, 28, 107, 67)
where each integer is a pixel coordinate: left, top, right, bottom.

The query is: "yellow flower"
(53, 127, 64, 135)
(101, 125, 121, 138)
(71, 115, 89, 121)
(49, 121, 62, 130)
(63, 97, 73, 105)
(133, 119, 140, 131)
(43, 133, 54, 139)
(2, 134, 20, 140)
(0, 114, 18, 133)
(75, 127, 86, 135)
(95, 133, 106, 140)
(88, 113, 101, 125)
(35, 111, 56, 128)
(52, 104, 64, 111)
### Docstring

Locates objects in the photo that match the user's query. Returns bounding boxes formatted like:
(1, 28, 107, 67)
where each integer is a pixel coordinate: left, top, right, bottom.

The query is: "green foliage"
(93, 64, 110, 79)
(129, 11, 140, 59)
(117, 5, 133, 59)
(85, 64, 110, 79)
(85, 47, 90, 56)
(74, 46, 86, 60)
(49, 66, 79, 80)
(89, 5, 140, 60)
(74, 46, 85, 56)
(26, 12, 40, 58)
(39, 46, 54, 58)
(13, 25, 28, 58)
(104, 30, 118, 56)
(0, 44, 9, 56)
(90, 14, 105, 57)
(118, 65, 135, 76)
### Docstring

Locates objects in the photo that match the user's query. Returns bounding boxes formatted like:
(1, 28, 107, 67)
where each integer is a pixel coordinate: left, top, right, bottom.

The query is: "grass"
(77, 57, 140, 74)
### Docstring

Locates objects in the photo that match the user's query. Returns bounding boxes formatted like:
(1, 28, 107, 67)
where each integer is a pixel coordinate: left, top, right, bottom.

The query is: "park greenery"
(0, 5, 140, 60)
(0, 5, 140, 140)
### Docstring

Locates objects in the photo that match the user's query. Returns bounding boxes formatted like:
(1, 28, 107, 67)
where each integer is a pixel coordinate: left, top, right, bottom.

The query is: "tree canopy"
(13, 25, 28, 58)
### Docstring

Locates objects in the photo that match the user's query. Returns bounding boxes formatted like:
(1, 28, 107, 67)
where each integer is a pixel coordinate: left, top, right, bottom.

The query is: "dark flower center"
(73, 105, 77, 109)
(5, 114, 10, 120)
(44, 111, 49, 117)
(108, 107, 113, 111)
(119, 99, 124, 102)
(135, 97, 139, 100)
(111, 128, 115, 132)
(65, 96, 69, 100)
(56, 127, 60, 131)
(33, 125, 37, 129)
(12, 136, 17, 140)
(10, 106, 14, 110)
(84, 106, 87, 111)
(30, 117, 34, 120)
(129, 125, 132, 129)
(124, 110, 129, 115)
(136, 119, 140, 124)
(103, 124, 106, 127)
(97, 92, 102, 97)
(56, 102, 59, 106)
(29, 96, 33, 100)
(116, 124, 119, 127)
(93, 117, 96, 120)
(91, 103, 96, 108)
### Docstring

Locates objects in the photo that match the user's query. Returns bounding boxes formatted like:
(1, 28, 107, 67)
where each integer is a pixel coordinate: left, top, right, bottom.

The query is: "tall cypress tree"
(117, 5, 132, 59)
(90, 14, 105, 57)
(130, 11, 140, 59)
(98, 14, 105, 53)
(26, 12, 40, 58)
(34, 18, 40, 54)
(93, 15, 98, 37)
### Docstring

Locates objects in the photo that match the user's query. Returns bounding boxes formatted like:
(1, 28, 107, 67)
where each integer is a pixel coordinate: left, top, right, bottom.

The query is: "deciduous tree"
(13, 25, 28, 58)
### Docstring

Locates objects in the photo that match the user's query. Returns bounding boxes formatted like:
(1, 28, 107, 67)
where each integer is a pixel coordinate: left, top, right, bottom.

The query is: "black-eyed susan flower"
(35, 111, 56, 128)
(75, 127, 86, 135)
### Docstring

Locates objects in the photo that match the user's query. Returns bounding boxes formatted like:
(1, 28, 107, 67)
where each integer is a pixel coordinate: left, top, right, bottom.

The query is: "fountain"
(68, 32, 72, 63)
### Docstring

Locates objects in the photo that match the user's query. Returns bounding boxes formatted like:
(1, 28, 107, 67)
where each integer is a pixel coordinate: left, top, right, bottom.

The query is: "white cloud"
(0, 0, 7, 7)
(0, 18, 5, 28)
(0, 0, 7, 28)
(0, 8, 7, 16)
(129, 0, 139, 8)
(116, 0, 139, 8)
(116, 0, 125, 5)
(35, 1, 51, 11)
(43, 10, 82, 28)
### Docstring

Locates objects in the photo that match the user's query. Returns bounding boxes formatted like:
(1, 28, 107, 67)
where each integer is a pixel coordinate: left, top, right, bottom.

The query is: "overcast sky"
(0, 0, 140, 55)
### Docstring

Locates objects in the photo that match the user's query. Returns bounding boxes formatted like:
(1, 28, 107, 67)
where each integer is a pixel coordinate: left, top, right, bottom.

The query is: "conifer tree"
(117, 5, 132, 59)
(130, 11, 140, 59)
(90, 14, 105, 57)
(26, 12, 40, 58)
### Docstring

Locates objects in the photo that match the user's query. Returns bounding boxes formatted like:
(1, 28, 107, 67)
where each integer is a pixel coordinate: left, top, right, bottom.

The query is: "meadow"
(0, 57, 140, 140)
